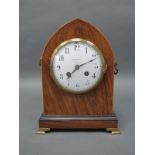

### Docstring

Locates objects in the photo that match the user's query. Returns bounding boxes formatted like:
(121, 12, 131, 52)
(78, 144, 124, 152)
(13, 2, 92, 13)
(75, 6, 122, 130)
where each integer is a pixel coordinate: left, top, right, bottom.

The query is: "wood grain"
(39, 120, 117, 129)
(40, 18, 115, 116)
(39, 114, 118, 129)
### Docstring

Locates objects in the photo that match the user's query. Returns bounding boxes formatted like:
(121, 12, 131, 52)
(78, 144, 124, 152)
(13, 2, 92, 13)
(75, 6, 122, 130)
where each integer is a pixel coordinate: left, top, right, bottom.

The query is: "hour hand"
(66, 72, 71, 79)
(67, 65, 80, 79)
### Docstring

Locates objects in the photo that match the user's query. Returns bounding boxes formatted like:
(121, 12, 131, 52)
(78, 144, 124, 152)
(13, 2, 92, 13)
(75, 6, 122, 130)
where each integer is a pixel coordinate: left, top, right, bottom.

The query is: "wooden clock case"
(37, 19, 120, 134)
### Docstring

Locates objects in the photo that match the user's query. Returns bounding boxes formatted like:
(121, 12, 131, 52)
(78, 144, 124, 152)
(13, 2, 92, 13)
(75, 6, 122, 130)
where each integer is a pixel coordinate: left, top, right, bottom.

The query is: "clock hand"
(79, 58, 97, 67)
(67, 65, 80, 79)
(71, 65, 80, 74)
(66, 72, 71, 78)
(67, 58, 97, 79)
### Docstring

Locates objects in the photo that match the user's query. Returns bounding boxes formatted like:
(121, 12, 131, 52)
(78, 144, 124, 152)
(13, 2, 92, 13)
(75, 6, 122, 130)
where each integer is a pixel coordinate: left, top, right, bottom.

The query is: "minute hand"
(67, 58, 97, 79)
(79, 58, 97, 67)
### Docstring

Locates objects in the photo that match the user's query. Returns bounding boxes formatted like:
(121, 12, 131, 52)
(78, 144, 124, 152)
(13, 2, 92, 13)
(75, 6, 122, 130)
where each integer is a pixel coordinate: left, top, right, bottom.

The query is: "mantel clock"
(36, 19, 120, 135)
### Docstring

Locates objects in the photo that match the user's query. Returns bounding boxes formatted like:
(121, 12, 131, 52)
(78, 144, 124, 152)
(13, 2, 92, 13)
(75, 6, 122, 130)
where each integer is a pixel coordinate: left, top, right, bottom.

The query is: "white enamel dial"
(51, 38, 107, 94)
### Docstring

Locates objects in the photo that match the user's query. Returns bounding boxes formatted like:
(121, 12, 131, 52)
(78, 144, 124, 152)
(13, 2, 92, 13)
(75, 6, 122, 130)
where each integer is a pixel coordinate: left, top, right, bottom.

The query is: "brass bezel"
(50, 38, 107, 94)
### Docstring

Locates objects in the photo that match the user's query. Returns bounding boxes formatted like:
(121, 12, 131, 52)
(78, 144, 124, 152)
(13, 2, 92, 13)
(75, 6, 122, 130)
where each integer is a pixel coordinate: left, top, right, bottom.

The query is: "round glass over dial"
(51, 38, 107, 94)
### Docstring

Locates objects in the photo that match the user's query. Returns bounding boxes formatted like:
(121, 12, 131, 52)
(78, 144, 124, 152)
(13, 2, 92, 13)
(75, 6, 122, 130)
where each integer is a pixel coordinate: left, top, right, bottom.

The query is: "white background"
(135, 0, 155, 154)
(0, 0, 155, 155)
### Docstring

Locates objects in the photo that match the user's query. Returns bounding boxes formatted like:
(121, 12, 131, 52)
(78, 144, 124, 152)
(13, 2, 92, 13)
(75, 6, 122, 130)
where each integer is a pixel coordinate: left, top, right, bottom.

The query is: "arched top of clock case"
(41, 18, 114, 65)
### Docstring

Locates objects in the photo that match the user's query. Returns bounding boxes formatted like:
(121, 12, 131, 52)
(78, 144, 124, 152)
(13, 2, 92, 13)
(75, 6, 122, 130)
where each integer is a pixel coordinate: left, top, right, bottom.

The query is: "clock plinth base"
(38, 114, 119, 133)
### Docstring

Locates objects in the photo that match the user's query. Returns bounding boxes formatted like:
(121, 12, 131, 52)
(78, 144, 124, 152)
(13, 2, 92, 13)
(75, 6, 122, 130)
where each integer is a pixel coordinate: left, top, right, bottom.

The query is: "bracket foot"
(36, 128, 51, 135)
(106, 128, 121, 135)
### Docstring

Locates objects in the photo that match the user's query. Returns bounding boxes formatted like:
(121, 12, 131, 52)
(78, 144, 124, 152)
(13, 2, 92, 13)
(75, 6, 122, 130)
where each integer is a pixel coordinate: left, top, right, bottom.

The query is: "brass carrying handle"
(114, 62, 118, 75)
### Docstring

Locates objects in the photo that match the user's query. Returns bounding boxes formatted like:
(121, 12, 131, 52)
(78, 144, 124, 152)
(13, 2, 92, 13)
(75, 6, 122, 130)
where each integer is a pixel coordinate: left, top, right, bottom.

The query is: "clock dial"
(51, 38, 107, 93)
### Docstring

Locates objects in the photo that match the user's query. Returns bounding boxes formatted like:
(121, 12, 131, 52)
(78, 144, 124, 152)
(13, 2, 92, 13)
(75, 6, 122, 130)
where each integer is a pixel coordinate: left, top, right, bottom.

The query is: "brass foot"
(36, 128, 51, 135)
(106, 128, 121, 135)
